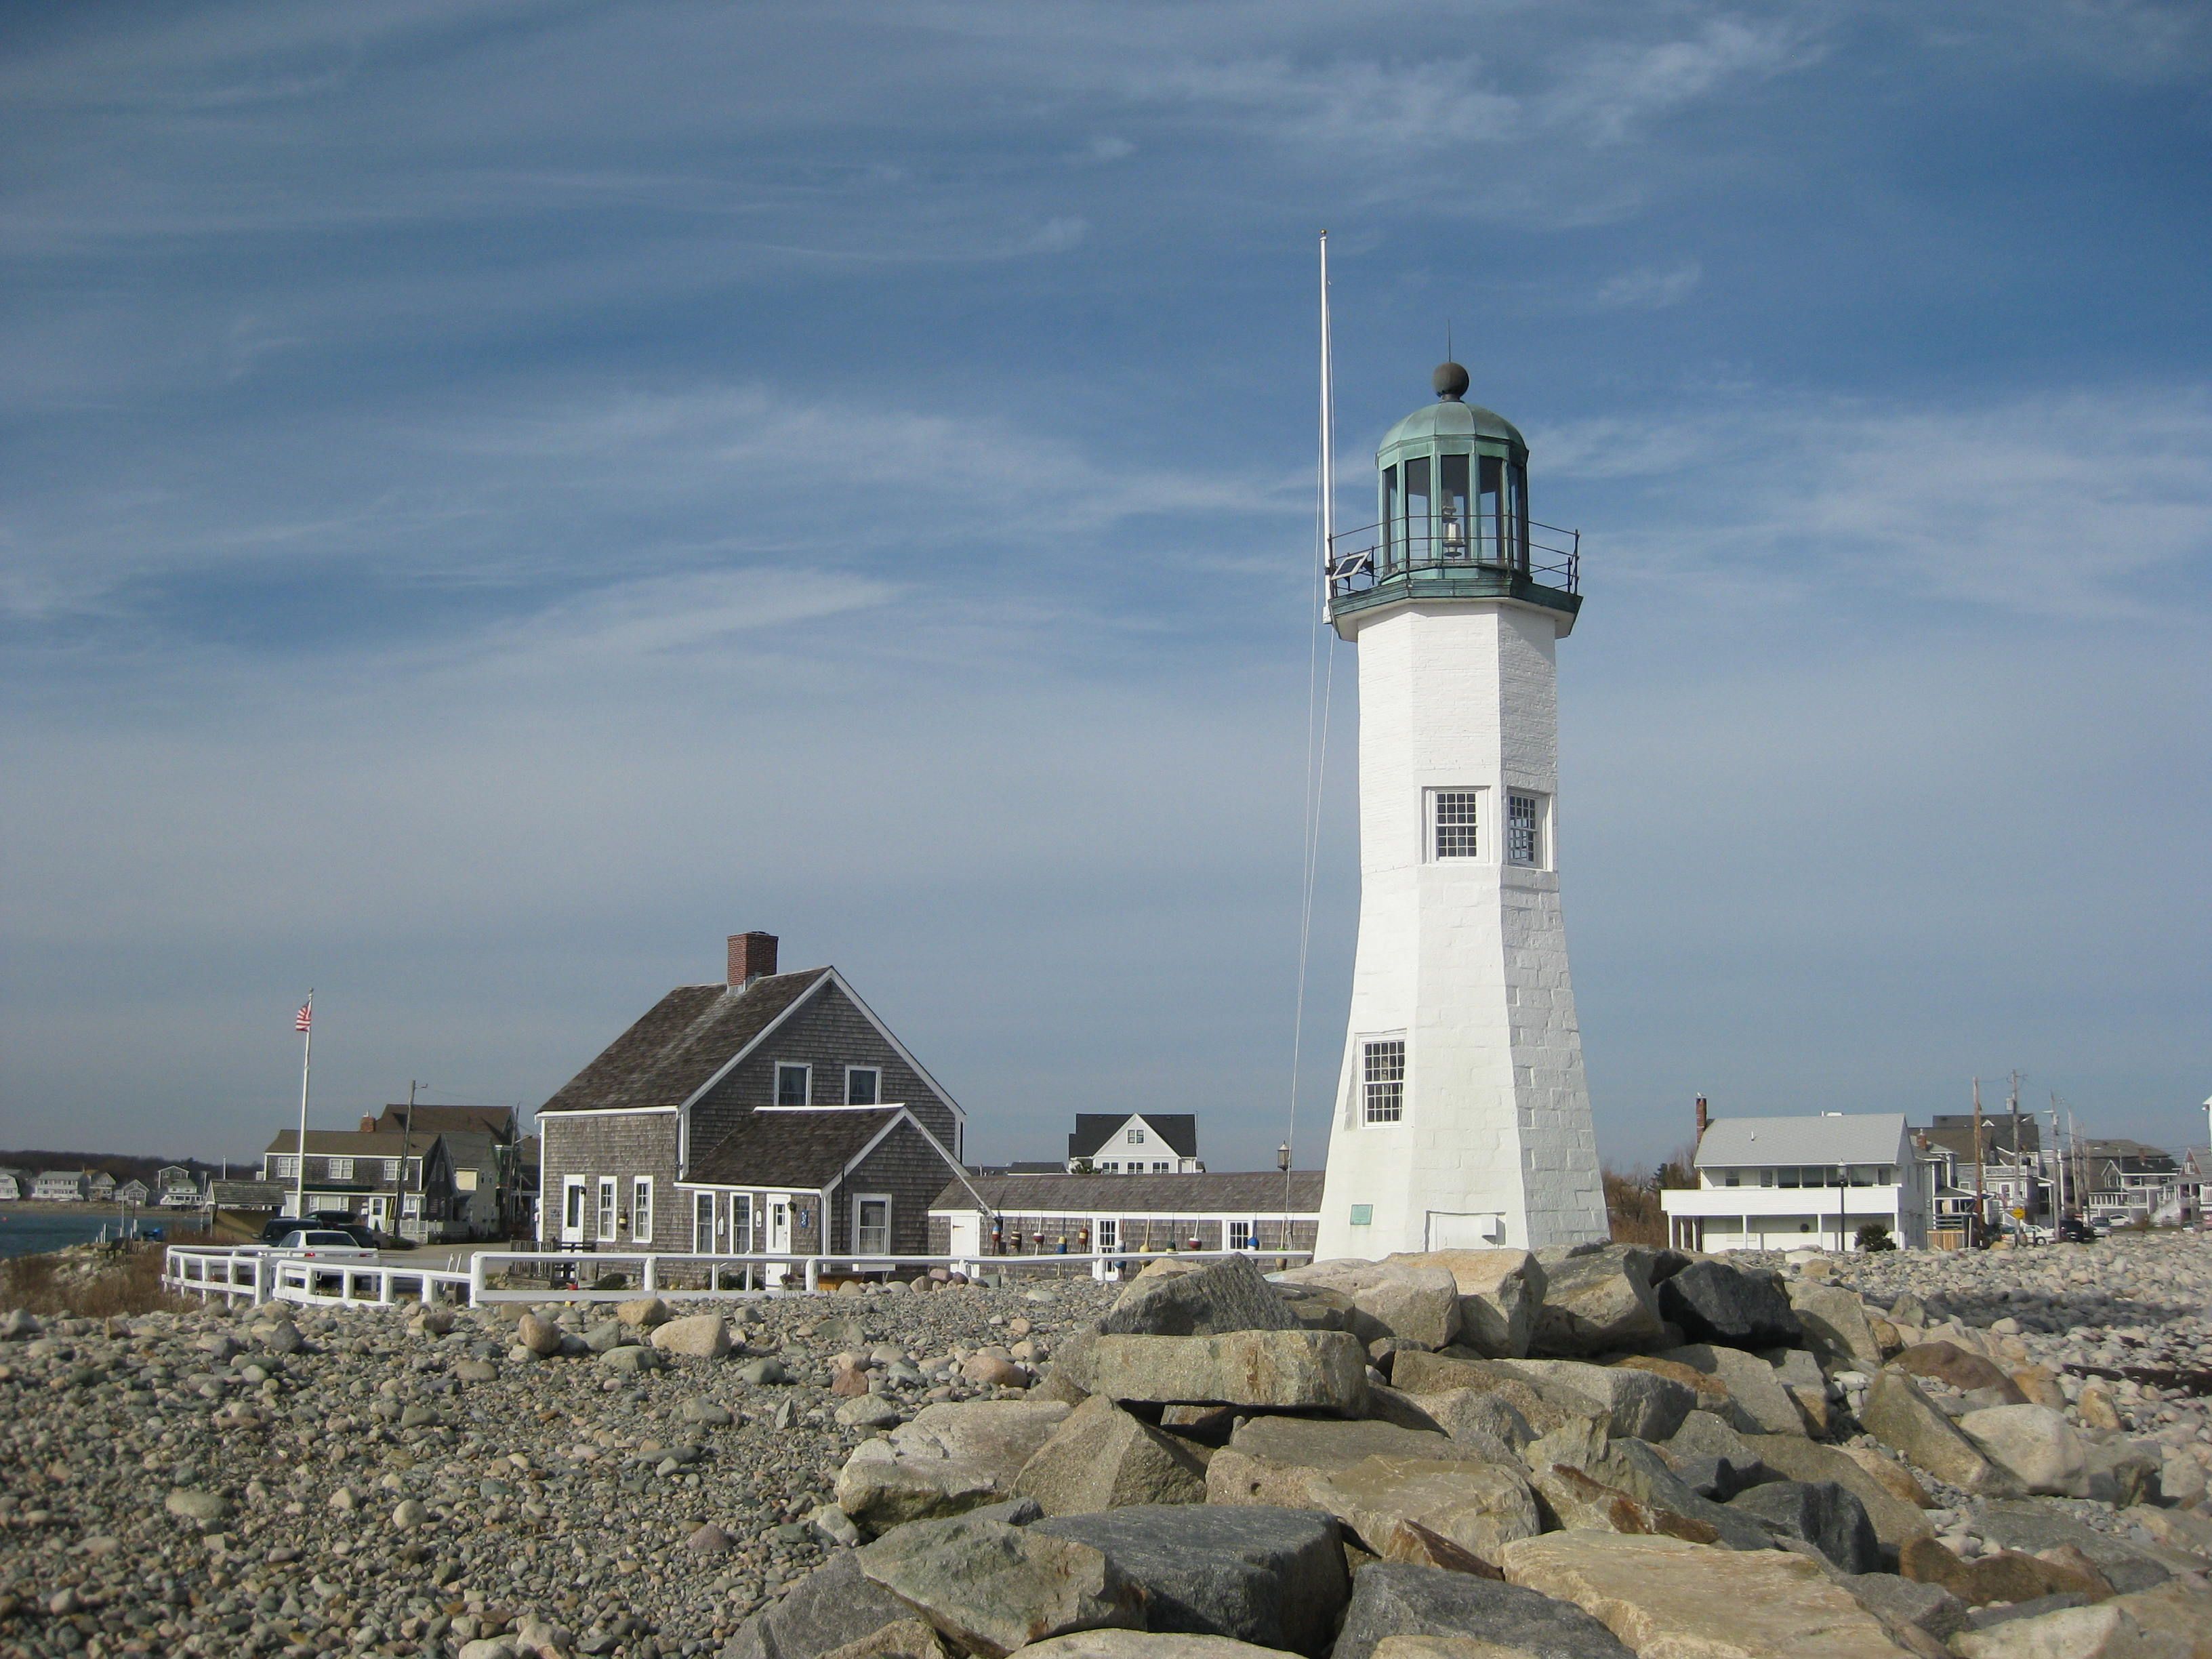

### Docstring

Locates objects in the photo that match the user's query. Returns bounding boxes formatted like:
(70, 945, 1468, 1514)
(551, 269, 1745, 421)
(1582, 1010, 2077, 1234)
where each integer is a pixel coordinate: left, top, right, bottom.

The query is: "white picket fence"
(167, 1244, 1309, 1311)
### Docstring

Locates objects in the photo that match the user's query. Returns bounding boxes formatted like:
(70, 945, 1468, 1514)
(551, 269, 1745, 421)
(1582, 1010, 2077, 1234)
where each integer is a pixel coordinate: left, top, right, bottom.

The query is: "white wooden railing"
(167, 1244, 1311, 1310)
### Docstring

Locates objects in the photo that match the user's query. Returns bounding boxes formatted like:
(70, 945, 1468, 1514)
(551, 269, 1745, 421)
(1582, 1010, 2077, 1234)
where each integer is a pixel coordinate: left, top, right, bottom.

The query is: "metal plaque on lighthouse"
(1314, 362, 1610, 1259)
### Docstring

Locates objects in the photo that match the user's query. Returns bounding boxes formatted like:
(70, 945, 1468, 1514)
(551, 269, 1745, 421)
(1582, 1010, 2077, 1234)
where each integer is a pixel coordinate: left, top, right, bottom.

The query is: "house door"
(765, 1198, 791, 1285)
(367, 1195, 391, 1231)
(560, 1178, 587, 1245)
(948, 1212, 980, 1264)
(693, 1191, 716, 1253)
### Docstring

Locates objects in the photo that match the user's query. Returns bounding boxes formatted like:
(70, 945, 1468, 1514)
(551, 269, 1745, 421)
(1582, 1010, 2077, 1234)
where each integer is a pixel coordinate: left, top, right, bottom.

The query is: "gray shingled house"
(535, 932, 978, 1269)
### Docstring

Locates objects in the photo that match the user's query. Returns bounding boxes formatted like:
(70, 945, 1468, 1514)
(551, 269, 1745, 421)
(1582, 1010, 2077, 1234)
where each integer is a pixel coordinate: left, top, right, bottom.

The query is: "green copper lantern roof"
(1378, 361, 1525, 453)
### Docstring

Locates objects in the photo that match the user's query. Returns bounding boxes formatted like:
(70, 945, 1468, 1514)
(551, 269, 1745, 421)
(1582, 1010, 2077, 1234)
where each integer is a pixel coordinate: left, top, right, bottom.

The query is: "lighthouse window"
(1404, 457, 1431, 559)
(1382, 466, 1399, 568)
(1362, 1040, 1406, 1124)
(1440, 454, 1471, 557)
(1431, 790, 1481, 859)
(1508, 792, 1544, 867)
(1478, 455, 1503, 562)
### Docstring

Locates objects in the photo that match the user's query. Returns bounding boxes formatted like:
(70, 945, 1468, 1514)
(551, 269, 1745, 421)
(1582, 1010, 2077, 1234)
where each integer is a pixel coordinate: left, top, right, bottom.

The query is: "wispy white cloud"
(1592, 259, 1704, 310)
(1542, 17, 1820, 144)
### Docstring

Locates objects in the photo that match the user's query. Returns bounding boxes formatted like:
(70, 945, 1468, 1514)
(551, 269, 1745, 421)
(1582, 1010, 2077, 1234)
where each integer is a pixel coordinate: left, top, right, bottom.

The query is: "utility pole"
(2048, 1099, 2066, 1221)
(2007, 1070, 2026, 1224)
(398, 1080, 421, 1242)
(1971, 1077, 1988, 1246)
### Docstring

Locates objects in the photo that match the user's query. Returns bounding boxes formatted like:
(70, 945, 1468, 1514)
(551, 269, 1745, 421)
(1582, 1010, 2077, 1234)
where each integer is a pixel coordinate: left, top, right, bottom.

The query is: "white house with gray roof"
(1661, 1111, 1929, 1253)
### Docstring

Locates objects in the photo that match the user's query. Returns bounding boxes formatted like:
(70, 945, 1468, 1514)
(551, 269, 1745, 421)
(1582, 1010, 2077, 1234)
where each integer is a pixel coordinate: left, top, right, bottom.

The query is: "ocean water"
(0, 1207, 175, 1260)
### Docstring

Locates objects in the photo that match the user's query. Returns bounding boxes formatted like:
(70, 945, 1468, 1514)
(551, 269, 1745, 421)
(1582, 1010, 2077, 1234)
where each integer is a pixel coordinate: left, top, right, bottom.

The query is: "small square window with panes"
(1507, 792, 1544, 867)
(1432, 790, 1480, 859)
(1362, 1039, 1406, 1124)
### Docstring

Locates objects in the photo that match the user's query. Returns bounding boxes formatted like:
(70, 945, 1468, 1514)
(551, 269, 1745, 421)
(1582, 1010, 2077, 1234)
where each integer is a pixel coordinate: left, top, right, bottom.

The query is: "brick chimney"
(359, 1113, 377, 1134)
(728, 931, 779, 986)
(1694, 1094, 1709, 1143)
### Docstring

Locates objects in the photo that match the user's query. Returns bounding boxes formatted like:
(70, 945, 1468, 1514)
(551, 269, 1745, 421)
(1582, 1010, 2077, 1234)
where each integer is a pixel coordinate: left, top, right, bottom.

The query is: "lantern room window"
(1440, 453, 1470, 556)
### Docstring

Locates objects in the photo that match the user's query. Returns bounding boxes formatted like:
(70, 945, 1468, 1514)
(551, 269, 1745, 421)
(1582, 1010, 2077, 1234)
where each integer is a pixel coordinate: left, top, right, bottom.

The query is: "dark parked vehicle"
(2055, 1215, 2101, 1242)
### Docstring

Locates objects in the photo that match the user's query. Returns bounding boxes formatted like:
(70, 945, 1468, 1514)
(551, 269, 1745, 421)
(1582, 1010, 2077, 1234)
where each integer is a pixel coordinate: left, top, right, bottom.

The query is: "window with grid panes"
(1433, 790, 1480, 859)
(1508, 792, 1543, 866)
(1362, 1039, 1406, 1124)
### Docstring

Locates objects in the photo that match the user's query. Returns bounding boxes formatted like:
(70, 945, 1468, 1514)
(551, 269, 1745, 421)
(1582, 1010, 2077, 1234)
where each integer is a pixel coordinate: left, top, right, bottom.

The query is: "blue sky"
(3, 1, 2208, 1170)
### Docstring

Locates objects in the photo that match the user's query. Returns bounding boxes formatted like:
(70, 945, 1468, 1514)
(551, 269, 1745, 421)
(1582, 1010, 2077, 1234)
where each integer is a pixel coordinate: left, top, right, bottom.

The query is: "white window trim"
(775, 1061, 813, 1107)
(853, 1192, 893, 1256)
(729, 1191, 752, 1250)
(844, 1065, 883, 1106)
(692, 1190, 716, 1252)
(327, 1157, 354, 1181)
(596, 1176, 617, 1240)
(1359, 1033, 1408, 1126)
(1425, 785, 1488, 862)
(632, 1176, 654, 1242)
(1506, 788, 1552, 870)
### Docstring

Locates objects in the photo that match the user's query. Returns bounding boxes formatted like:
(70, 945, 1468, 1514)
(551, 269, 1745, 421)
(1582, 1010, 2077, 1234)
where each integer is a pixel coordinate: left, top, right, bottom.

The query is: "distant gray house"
(535, 931, 977, 1269)
(33, 1170, 89, 1202)
(359, 1105, 524, 1239)
(85, 1170, 117, 1199)
(0, 1168, 31, 1201)
(157, 1165, 204, 1206)
(261, 1128, 448, 1234)
(113, 1179, 151, 1206)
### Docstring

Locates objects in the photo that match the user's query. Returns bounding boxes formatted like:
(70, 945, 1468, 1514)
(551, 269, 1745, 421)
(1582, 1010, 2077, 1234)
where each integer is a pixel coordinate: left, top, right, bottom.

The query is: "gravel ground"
(0, 1273, 1118, 1659)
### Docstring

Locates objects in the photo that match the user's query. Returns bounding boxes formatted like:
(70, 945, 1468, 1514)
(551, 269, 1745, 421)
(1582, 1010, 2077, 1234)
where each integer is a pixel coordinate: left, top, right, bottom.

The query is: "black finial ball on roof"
(1433, 360, 1470, 401)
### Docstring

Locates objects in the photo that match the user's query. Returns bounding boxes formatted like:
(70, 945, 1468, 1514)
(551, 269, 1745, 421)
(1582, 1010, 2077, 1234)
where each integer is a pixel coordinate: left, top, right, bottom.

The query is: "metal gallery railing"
(1327, 514, 1580, 601)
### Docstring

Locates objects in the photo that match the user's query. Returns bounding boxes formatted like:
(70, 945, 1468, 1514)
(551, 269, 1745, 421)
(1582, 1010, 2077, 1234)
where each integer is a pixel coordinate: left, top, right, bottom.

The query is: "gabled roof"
(933, 1170, 1325, 1214)
(369, 1103, 517, 1140)
(686, 1107, 906, 1189)
(1069, 1113, 1198, 1160)
(537, 969, 830, 1115)
(1694, 1113, 1908, 1170)
(263, 1129, 435, 1157)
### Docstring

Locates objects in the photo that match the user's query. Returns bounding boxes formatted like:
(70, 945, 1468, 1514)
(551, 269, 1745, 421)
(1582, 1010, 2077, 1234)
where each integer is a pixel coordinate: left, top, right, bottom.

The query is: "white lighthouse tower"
(1313, 361, 1609, 1260)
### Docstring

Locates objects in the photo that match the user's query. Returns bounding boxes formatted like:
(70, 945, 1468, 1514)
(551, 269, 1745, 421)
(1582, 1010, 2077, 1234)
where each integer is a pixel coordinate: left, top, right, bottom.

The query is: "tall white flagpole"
(294, 992, 313, 1221)
(1319, 230, 1335, 621)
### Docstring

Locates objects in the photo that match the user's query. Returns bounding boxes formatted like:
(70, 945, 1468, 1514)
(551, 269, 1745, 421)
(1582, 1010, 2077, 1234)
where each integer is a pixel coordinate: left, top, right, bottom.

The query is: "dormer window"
(1128, 1128, 1144, 1145)
(775, 1063, 811, 1106)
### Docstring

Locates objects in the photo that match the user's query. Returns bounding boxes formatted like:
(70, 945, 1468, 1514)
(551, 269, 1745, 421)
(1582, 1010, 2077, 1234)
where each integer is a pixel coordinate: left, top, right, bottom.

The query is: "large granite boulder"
(1015, 1395, 1208, 1515)
(1406, 1387, 1538, 1465)
(1086, 1332, 1368, 1415)
(836, 1399, 1073, 1530)
(1862, 1373, 2015, 1496)
(1391, 1351, 1592, 1437)
(1950, 1603, 2184, 1659)
(1658, 1347, 1805, 1435)
(1891, 1342, 2026, 1402)
(1206, 1416, 1540, 1565)
(1101, 1255, 1302, 1338)
(1501, 1532, 1917, 1659)
(1019, 1637, 1309, 1659)
(1273, 1259, 1462, 1351)
(1786, 1284, 1884, 1372)
(1531, 1248, 1664, 1357)
(724, 1552, 918, 1659)
(1742, 1435, 1936, 1559)
(1034, 1504, 1347, 1658)
(1655, 1261, 1801, 1350)
(1897, 1538, 2117, 1609)
(1559, 1438, 1777, 1553)
(1727, 1480, 1883, 1575)
(1974, 1502, 2184, 1595)
(1957, 1406, 2091, 1499)
(1528, 1461, 1721, 1542)
(651, 1313, 734, 1359)
(856, 1513, 1145, 1659)
(1331, 1562, 1636, 1659)
(1399, 1249, 1548, 1359)
(1493, 1359, 1695, 1442)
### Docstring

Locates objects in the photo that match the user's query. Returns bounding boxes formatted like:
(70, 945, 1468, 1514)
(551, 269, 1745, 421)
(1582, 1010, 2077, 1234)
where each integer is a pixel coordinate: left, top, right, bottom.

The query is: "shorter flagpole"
(294, 993, 313, 1222)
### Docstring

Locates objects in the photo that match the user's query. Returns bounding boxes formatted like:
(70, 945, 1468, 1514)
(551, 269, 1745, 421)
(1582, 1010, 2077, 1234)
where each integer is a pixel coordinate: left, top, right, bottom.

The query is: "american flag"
(295, 997, 312, 1033)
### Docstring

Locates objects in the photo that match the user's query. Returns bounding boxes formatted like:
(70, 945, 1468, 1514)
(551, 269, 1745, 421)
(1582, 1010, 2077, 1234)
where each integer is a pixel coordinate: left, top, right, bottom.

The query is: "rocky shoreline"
(0, 1235, 2206, 1659)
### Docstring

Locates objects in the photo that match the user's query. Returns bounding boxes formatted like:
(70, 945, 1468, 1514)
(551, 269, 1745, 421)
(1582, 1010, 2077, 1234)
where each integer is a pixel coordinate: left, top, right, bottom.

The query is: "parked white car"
(272, 1229, 375, 1259)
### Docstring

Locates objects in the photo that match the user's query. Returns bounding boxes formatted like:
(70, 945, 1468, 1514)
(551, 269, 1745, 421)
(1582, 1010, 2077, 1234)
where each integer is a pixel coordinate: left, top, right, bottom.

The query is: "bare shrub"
(1, 1243, 188, 1317)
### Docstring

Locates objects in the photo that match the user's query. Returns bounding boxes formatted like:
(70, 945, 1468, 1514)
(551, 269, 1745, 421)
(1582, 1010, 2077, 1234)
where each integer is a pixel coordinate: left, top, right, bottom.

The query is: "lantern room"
(1328, 361, 1580, 634)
